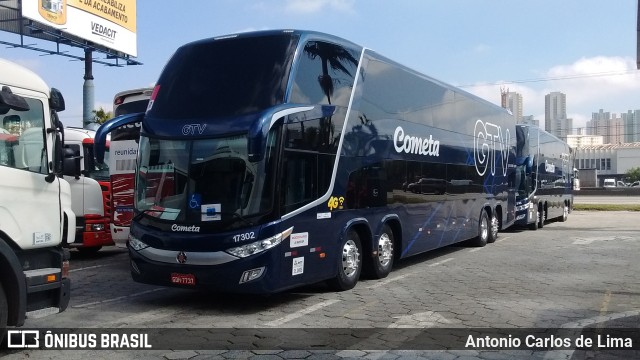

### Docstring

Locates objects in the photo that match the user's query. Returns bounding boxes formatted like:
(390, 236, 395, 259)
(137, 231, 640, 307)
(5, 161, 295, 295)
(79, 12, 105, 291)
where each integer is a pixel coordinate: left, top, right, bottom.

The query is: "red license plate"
(170, 273, 196, 286)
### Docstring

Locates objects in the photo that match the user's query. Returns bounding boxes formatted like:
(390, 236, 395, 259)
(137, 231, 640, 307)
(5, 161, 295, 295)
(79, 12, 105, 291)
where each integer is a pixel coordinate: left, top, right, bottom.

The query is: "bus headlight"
(129, 234, 149, 251)
(226, 227, 293, 258)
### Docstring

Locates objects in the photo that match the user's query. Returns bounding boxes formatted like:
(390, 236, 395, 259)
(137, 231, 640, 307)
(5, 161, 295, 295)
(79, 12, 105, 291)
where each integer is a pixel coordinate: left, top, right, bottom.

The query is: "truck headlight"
(226, 227, 293, 258)
(87, 223, 105, 232)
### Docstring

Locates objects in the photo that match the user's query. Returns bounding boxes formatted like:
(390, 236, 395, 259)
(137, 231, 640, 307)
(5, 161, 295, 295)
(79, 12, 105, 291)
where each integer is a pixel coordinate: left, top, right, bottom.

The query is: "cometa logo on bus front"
(171, 224, 200, 232)
(393, 126, 440, 156)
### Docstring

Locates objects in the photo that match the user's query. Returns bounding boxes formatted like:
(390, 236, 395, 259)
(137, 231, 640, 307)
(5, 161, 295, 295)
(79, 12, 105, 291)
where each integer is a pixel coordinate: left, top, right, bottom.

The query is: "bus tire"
(528, 211, 539, 230)
(560, 203, 569, 222)
(538, 205, 544, 229)
(0, 283, 7, 347)
(327, 230, 362, 291)
(487, 212, 498, 243)
(471, 209, 489, 247)
(365, 224, 394, 279)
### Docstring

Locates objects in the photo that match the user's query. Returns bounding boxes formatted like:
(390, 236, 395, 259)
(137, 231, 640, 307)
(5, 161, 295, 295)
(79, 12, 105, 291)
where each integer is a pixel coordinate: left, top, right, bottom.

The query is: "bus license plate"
(170, 273, 196, 286)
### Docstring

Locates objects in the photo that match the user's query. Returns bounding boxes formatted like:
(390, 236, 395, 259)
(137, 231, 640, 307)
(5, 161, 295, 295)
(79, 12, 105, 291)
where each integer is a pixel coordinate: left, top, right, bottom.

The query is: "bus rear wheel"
(528, 210, 539, 230)
(487, 213, 498, 243)
(470, 209, 489, 247)
(327, 230, 362, 291)
(365, 225, 394, 279)
(561, 203, 569, 222)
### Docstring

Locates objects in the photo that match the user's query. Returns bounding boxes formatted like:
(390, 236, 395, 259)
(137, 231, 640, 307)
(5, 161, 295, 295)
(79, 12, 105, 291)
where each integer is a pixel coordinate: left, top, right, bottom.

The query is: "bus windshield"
(146, 34, 297, 120)
(135, 130, 279, 229)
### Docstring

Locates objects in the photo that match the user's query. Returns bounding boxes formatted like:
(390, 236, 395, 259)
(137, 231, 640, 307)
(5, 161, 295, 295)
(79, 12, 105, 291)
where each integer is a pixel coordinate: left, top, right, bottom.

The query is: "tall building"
(622, 110, 640, 143)
(587, 109, 624, 144)
(544, 91, 572, 139)
(506, 92, 523, 121)
(565, 134, 604, 148)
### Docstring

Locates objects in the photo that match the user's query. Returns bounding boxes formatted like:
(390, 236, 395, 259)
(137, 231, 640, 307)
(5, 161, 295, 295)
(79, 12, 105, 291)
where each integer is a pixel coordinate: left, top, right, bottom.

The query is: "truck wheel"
(365, 224, 394, 279)
(0, 284, 7, 347)
(538, 206, 545, 229)
(470, 209, 489, 247)
(327, 230, 362, 291)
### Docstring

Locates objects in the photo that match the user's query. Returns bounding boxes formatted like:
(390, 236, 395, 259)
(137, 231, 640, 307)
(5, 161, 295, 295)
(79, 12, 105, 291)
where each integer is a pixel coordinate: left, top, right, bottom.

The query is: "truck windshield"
(135, 130, 279, 229)
(83, 143, 110, 181)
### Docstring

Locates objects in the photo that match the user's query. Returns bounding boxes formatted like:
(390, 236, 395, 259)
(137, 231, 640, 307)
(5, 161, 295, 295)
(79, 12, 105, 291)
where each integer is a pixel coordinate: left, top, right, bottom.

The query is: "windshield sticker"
(290, 232, 309, 248)
(151, 206, 180, 220)
(292, 257, 304, 276)
(201, 203, 221, 221)
(189, 194, 202, 209)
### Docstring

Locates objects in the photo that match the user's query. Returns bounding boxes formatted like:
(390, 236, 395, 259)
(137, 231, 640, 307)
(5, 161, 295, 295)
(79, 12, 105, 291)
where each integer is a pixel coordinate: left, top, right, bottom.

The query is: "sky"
(1, 0, 639, 130)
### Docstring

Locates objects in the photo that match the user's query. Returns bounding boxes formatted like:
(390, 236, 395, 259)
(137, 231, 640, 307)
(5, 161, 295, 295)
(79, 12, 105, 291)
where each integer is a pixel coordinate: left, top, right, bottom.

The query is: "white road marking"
(366, 273, 411, 289)
(72, 288, 166, 308)
(389, 311, 456, 328)
(572, 236, 636, 245)
(428, 257, 454, 267)
(106, 308, 181, 327)
(543, 309, 640, 360)
(495, 236, 512, 243)
(264, 299, 340, 327)
(69, 264, 108, 273)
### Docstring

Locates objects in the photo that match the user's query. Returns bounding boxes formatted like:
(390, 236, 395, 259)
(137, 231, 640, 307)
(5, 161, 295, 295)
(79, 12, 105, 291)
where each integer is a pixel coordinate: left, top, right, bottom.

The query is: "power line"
(459, 69, 639, 88)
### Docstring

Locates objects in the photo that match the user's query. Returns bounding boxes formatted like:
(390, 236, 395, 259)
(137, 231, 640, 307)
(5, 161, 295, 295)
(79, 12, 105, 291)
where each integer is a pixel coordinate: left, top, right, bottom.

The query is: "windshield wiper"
(211, 211, 254, 227)
(132, 208, 180, 222)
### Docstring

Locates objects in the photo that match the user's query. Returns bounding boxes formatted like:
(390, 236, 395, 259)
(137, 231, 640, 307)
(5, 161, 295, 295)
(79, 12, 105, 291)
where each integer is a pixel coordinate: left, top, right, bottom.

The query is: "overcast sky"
(1, 0, 638, 130)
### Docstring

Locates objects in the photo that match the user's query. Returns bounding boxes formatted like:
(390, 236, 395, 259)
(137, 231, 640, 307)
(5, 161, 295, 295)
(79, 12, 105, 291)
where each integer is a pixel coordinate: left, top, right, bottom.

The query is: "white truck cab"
(63, 127, 113, 253)
(0, 58, 76, 343)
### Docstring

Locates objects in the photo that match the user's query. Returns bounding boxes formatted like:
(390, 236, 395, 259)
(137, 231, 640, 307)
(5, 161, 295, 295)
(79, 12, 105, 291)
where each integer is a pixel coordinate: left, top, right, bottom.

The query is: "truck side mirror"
(62, 147, 82, 179)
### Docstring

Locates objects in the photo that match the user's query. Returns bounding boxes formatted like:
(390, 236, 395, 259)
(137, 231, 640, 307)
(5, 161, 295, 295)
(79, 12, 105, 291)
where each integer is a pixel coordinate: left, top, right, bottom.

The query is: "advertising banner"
(22, 0, 137, 56)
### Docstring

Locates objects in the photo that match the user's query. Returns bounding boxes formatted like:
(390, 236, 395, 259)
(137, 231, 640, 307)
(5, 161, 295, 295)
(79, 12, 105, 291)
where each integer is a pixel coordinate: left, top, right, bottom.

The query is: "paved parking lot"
(2, 211, 639, 359)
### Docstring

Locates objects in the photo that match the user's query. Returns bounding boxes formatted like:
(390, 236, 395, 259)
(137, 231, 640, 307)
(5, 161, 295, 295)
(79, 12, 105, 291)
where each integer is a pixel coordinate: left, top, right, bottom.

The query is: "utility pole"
(83, 48, 95, 129)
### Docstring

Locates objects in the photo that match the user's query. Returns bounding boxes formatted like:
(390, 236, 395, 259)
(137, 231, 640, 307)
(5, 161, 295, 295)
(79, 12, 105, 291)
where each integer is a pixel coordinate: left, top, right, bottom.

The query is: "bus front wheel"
(327, 230, 362, 291)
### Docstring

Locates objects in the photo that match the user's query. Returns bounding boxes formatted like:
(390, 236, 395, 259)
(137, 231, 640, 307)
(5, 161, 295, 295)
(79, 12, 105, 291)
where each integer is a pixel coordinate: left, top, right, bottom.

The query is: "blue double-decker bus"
(96, 30, 516, 293)
(514, 124, 575, 230)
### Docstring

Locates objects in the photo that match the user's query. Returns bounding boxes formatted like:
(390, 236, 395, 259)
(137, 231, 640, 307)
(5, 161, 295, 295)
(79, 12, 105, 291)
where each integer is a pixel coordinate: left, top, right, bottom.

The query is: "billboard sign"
(22, 0, 137, 57)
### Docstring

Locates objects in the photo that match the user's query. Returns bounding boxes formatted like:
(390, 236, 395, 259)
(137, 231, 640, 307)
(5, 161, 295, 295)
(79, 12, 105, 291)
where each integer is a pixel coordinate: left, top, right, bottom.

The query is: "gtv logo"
(181, 124, 207, 136)
(474, 119, 510, 177)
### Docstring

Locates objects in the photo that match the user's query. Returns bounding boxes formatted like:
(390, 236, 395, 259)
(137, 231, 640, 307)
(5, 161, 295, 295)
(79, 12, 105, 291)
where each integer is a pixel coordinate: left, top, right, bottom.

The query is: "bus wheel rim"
(378, 233, 393, 267)
(481, 216, 488, 240)
(342, 239, 360, 278)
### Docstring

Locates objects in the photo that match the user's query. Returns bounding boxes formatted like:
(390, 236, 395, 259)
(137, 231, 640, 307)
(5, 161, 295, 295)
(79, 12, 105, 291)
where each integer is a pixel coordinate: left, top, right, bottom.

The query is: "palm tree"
(303, 42, 358, 105)
(92, 107, 113, 124)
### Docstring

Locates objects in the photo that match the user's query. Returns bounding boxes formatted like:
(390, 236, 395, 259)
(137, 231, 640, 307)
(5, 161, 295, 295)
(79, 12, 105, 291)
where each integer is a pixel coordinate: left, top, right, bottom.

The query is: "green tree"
(92, 107, 113, 124)
(625, 167, 640, 183)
